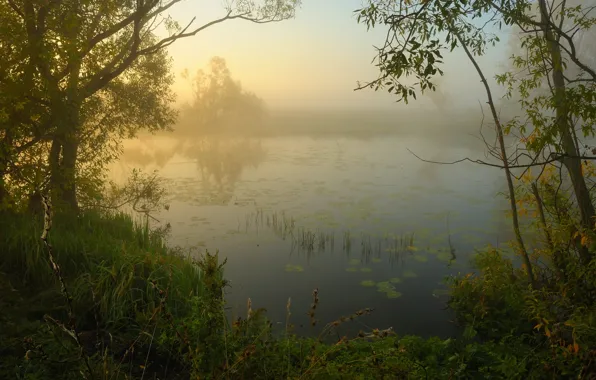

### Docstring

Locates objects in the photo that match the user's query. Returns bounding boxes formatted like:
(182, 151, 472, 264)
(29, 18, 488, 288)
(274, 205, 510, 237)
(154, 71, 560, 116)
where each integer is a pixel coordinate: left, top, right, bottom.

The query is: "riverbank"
(1, 210, 593, 379)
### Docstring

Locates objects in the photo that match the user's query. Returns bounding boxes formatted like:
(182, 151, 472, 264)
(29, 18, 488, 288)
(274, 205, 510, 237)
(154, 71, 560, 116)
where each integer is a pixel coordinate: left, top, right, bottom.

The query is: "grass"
(1, 210, 204, 324)
(0, 208, 209, 379)
(2, 208, 595, 379)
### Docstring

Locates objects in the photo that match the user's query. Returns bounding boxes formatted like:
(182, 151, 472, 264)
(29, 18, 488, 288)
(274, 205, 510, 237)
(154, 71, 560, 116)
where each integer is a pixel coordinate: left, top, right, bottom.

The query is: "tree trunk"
(531, 182, 564, 279)
(0, 170, 8, 209)
(49, 136, 63, 205)
(447, 19, 537, 289)
(59, 136, 79, 212)
(538, 0, 595, 263)
(0, 124, 14, 209)
(49, 100, 81, 214)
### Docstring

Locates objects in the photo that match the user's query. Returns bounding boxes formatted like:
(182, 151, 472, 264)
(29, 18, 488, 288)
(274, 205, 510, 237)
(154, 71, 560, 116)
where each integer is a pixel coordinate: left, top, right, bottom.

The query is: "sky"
(163, 0, 512, 110)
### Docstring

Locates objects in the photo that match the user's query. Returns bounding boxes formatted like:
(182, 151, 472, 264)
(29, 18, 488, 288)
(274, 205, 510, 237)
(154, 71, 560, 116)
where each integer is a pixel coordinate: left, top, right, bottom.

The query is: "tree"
(179, 56, 267, 135)
(0, 0, 55, 208)
(494, 0, 596, 263)
(355, 0, 536, 286)
(1, 0, 299, 212)
(355, 0, 596, 281)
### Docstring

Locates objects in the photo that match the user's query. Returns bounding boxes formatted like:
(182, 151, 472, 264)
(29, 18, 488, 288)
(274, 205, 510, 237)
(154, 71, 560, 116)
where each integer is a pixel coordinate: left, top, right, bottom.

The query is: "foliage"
(447, 246, 596, 378)
(0, 0, 300, 211)
(355, 1, 596, 378)
(354, 0, 500, 104)
(2, 203, 596, 379)
(97, 168, 170, 217)
(447, 248, 531, 339)
(178, 57, 267, 136)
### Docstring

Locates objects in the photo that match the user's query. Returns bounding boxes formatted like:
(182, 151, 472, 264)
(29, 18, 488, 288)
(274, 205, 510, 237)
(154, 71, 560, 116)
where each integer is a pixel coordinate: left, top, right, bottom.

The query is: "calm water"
(110, 133, 515, 339)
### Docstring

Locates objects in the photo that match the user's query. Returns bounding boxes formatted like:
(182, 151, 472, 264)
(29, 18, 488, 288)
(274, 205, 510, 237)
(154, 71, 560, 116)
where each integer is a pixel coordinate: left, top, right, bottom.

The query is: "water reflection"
(109, 134, 516, 339)
(120, 136, 266, 205)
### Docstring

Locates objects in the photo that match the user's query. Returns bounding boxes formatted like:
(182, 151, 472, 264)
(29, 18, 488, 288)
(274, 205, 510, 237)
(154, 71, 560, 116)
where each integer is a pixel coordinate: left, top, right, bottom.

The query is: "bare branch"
(407, 147, 596, 170)
(488, 0, 596, 81)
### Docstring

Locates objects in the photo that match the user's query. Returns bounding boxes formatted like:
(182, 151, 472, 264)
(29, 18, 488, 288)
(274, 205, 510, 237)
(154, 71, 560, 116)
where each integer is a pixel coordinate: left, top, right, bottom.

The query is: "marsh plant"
(4, 198, 596, 378)
(244, 209, 454, 269)
(0, 201, 447, 379)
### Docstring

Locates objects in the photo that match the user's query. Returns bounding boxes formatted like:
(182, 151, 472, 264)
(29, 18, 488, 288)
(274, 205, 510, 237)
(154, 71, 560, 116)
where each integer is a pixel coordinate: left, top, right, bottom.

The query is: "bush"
(2, 209, 595, 379)
(446, 246, 596, 379)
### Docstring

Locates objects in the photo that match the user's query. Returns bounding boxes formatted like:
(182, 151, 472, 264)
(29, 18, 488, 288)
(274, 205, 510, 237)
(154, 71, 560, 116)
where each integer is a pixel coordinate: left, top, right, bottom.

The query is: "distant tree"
(180, 57, 267, 135)
(1, 0, 299, 212)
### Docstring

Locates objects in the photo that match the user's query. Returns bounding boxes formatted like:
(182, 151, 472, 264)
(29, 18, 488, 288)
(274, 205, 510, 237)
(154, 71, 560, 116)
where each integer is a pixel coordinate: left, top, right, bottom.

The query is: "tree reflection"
(117, 56, 267, 204)
(182, 138, 265, 204)
(120, 137, 266, 205)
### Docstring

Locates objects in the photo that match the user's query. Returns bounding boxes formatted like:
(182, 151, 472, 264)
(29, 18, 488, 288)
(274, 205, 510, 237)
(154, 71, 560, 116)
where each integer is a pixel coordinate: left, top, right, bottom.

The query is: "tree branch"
(488, 0, 596, 82)
(407, 147, 596, 170)
(6, 0, 25, 19)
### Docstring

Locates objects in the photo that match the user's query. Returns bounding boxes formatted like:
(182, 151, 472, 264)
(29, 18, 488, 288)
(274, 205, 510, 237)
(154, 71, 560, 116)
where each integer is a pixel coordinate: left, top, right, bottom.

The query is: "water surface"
(110, 133, 515, 339)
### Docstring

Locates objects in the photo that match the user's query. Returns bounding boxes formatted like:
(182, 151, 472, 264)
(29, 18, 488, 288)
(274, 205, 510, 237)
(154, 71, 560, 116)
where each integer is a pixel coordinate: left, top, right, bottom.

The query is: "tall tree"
(179, 56, 266, 135)
(2, 0, 299, 212)
(354, 0, 596, 276)
(494, 0, 596, 262)
(355, 0, 537, 286)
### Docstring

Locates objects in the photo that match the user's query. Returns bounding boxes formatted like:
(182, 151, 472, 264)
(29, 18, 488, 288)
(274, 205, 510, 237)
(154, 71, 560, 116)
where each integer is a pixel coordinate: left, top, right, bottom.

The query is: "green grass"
(0, 209, 212, 379)
(1, 210, 594, 379)
(0, 210, 205, 325)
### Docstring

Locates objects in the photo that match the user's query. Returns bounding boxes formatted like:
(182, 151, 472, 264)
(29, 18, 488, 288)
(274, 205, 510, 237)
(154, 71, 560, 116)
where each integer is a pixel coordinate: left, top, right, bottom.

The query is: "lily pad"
(403, 270, 418, 279)
(360, 280, 376, 287)
(360, 267, 373, 273)
(345, 267, 358, 273)
(389, 277, 402, 284)
(371, 257, 382, 263)
(412, 255, 429, 263)
(406, 246, 419, 252)
(285, 264, 304, 272)
(348, 258, 361, 266)
(376, 281, 395, 292)
(386, 290, 403, 299)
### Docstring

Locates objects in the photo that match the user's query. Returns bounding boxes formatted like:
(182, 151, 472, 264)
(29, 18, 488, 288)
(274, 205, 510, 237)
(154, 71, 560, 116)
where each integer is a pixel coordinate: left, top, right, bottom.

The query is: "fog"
(152, 0, 515, 143)
(100, 0, 596, 339)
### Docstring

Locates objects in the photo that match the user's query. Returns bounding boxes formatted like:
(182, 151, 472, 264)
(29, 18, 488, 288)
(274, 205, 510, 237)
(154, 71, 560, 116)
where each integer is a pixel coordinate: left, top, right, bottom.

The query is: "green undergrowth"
(1, 210, 595, 379)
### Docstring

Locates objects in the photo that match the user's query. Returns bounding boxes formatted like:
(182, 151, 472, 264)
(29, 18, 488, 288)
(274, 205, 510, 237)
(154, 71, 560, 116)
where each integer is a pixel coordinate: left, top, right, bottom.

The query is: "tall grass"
(0, 207, 427, 379)
(0, 209, 205, 325)
(0, 207, 213, 379)
(4, 205, 587, 379)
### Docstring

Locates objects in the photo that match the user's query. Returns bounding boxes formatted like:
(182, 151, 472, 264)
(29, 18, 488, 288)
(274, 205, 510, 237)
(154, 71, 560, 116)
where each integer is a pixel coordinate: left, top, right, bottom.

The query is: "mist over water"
(109, 108, 520, 338)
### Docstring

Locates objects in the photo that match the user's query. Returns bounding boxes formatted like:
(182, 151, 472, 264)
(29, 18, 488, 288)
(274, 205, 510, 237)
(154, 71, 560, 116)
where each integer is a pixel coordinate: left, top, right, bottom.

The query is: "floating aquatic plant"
(403, 270, 418, 278)
(375, 282, 402, 299)
(376, 281, 394, 292)
(360, 280, 376, 287)
(348, 258, 361, 266)
(345, 267, 358, 273)
(385, 290, 403, 299)
(360, 267, 372, 273)
(412, 254, 429, 263)
(285, 264, 304, 272)
(371, 257, 382, 263)
(389, 277, 402, 284)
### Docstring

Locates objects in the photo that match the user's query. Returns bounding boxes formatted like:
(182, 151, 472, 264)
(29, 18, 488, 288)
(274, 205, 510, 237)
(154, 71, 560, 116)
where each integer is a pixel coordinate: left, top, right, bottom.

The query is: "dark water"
(110, 134, 515, 339)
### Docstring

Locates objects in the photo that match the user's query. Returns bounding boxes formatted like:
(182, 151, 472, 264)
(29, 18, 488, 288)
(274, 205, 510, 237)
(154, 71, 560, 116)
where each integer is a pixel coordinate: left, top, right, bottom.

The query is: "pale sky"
(164, 0, 511, 110)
